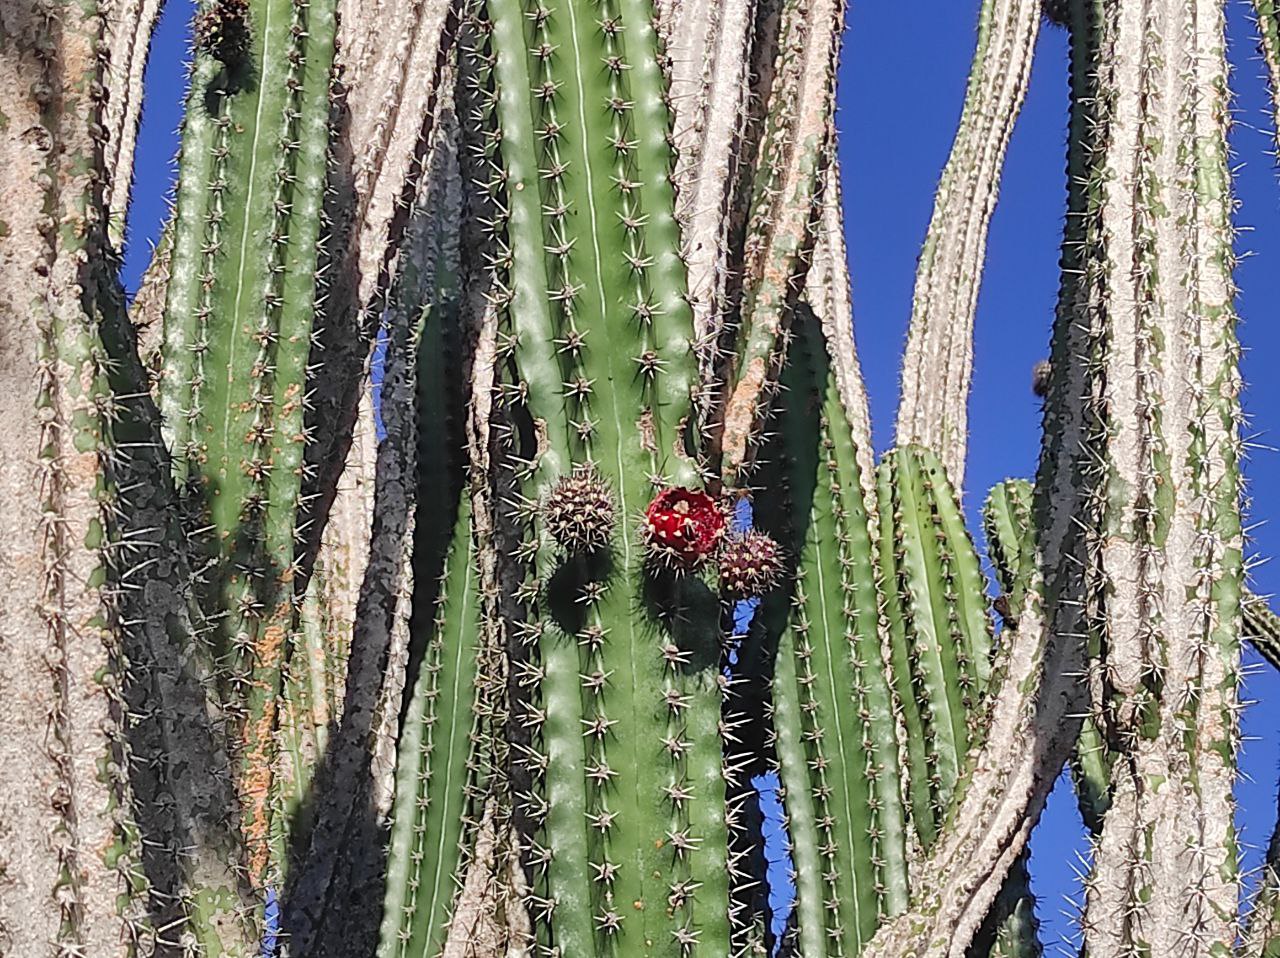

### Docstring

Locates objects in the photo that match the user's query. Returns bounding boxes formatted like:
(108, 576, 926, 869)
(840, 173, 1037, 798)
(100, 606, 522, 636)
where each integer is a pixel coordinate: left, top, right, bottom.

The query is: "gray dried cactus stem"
(896, 0, 1042, 490)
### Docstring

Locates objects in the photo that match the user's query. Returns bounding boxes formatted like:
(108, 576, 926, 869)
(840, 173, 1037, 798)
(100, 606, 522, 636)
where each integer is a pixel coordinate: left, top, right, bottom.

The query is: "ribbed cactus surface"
(475, 0, 728, 951)
(160, 0, 338, 883)
(756, 315, 910, 954)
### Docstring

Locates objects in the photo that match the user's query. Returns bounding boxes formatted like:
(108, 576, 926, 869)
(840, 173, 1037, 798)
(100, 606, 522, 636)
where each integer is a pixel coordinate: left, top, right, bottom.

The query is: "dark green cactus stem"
(378, 499, 484, 957)
(876, 446, 992, 846)
(965, 854, 1042, 958)
(483, 0, 727, 952)
(1244, 785, 1280, 957)
(757, 313, 910, 954)
(159, 0, 338, 883)
(982, 479, 1034, 624)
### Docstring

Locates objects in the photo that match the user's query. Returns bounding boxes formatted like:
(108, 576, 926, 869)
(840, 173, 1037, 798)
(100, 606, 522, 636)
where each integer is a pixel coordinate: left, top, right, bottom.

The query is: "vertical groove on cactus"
(1071, 0, 1244, 953)
(895, 0, 1042, 490)
(159, 0, 339, 885)
(720, 0, 843, 483)
(758, 313, 911, 954)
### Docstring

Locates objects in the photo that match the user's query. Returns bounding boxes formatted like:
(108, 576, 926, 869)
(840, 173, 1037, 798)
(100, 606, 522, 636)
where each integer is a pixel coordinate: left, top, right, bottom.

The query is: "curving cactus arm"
(896, 0, 1043, 490)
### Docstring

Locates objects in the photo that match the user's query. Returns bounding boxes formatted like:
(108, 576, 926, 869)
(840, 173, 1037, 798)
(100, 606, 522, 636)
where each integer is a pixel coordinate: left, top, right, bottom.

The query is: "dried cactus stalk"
(758, 313, 911, 953)
(720, 0, 844, 483)
(1067, 0, 1244, 952)
(0, 2, 254, 953)
(159, 0, 339, 884)
(896, 0, 1042, 490)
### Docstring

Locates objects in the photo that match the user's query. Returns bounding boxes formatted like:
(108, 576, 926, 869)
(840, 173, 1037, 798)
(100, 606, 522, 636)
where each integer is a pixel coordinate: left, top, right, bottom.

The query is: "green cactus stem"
(479, 0, 730, 951)
(876, 446, 993, 845)
(757, 313, 911, 954)
(896, 0, 1043, 489)
(159, 0, 338, 884)
(1243, 785, 1280, 957)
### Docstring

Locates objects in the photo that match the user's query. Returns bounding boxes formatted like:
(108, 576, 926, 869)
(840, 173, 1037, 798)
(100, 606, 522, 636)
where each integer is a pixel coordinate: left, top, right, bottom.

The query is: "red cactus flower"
(643, 487, 726, 570)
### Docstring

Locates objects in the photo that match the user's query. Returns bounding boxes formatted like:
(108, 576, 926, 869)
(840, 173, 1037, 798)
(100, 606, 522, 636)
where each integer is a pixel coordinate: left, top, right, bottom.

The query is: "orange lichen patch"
(236, 621, 288, 883)
(720, 357, 767, 477)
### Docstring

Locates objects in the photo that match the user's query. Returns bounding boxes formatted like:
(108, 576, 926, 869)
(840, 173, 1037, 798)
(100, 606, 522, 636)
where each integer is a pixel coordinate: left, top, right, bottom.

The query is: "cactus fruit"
(544, 464, 617, 555)
(717, 531, 784, 599)
(644, 487, 728, 571)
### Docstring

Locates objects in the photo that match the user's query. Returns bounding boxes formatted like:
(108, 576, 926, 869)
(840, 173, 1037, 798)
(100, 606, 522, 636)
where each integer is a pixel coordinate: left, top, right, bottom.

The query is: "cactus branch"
(896, 0, 1041, 489)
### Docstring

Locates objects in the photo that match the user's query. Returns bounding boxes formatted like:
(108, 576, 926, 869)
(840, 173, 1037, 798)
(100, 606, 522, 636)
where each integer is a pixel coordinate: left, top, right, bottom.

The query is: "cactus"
(896, 0, 1043, 489)
(3, 0, 1274, 954)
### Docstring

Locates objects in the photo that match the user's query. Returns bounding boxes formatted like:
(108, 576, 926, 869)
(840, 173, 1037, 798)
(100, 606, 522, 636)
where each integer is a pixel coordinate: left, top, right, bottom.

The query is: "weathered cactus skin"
(160, 0, 339, 884)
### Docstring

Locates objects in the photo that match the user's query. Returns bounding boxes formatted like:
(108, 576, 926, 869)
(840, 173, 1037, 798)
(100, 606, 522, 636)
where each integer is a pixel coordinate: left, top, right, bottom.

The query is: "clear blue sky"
(122, 2, 1280, 952)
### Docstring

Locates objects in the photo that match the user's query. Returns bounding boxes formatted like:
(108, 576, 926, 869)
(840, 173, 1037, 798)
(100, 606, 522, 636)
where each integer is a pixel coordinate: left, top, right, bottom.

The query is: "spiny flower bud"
(543, 464, 615, 554)
(195, 0, 252, 66)
(643, 488, 725, 571)
(718, 531, 784, 599)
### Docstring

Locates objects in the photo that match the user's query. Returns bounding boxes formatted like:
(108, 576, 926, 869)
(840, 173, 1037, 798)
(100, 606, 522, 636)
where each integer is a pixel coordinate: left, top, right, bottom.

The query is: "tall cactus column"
(159, 0, 338, 884)
(480, 0, 729, 953)
(1067, 0, 1245, 953)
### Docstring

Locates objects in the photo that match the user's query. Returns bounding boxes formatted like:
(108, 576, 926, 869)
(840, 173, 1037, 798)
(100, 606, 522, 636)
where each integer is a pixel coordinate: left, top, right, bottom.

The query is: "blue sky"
(122, 1, 1280, 952)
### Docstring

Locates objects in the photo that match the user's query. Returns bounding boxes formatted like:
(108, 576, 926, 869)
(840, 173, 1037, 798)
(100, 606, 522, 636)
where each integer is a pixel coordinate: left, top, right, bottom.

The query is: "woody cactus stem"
(1063, 0, 1244, 953)
(159, 0, 338, 883)
(896, 0, 1042, 490)
(720, 0, 843, 482)
(479, 0, 728, 952)
(756, 313, 910, 954)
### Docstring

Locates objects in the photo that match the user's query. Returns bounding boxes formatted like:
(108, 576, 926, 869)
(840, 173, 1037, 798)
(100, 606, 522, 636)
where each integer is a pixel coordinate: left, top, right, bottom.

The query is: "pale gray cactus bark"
(895, 0, 1042, 490)
(805, 158, 878, 520)
(100, 0, 163, 246)
(1075, 0, 1243, 953)
(0, 1, 253, 954)
(282, 67, 466, 956)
